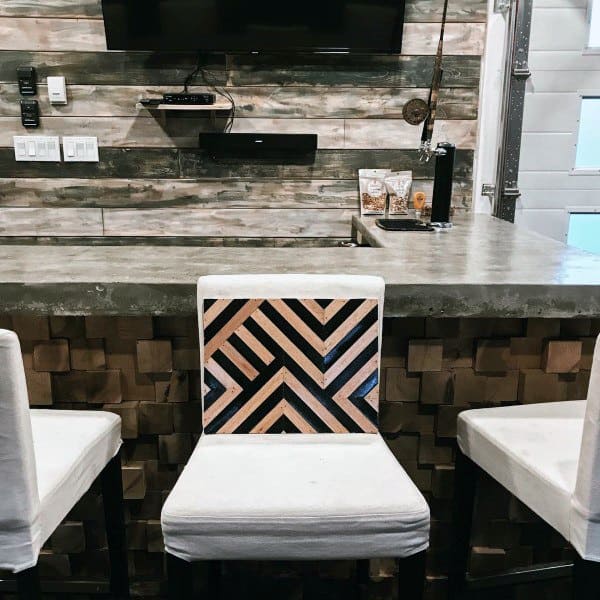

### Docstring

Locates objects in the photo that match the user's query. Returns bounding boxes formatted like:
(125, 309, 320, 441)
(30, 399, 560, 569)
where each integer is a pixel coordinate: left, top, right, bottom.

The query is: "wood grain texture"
(0, 178, 472, 208)
(0, 207, 102, 236)
(0, 116, 346, 149)
(103, 208, 355, 237)
(0, 84, 478, 119)
(0, 0, 487, 22)
(0, 18, 485, 54)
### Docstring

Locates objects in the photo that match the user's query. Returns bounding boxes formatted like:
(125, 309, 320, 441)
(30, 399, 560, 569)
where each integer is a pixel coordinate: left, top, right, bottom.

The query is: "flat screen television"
(101, 0, 406, 53)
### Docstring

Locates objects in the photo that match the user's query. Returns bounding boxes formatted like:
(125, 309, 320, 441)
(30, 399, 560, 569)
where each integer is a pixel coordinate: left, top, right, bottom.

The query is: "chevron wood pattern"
(202, 298, 380, 434)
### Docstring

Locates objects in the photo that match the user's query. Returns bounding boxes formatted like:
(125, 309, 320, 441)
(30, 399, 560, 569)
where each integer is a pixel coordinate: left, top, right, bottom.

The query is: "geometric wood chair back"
(0, 329, 41, 572)
(197, 274, 385, 434)
(572, 334, 600, 559)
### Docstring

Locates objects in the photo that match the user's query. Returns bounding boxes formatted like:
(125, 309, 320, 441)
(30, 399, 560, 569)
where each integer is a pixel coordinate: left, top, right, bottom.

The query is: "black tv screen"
(101, 0, 406, 53)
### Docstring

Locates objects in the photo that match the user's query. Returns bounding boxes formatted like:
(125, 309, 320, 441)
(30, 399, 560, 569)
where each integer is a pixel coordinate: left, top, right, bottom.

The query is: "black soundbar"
(199, 133, 318, 159)
(163, 93, 215, 105)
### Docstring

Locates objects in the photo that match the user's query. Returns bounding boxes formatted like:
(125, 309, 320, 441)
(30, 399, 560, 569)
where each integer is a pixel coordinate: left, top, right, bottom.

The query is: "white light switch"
(62, 136, 99, 162)
(13, 136, 61, 162)
(47, 76, 67, 105)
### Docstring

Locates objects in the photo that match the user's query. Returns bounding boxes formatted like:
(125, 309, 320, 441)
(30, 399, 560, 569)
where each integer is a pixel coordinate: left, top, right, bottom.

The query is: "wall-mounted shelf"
(136, 100, 233, 112)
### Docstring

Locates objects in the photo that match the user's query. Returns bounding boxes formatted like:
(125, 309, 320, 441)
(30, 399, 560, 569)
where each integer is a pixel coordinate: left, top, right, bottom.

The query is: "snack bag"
(385, 172, 412, 215)
(358, 169, 390, 215)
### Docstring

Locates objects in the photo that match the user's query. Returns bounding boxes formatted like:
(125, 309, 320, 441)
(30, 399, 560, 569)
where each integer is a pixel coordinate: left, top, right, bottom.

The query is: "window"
(567, 213, 600, 254)
(590, 0, 600, 48)
(575, 97, 600, 170)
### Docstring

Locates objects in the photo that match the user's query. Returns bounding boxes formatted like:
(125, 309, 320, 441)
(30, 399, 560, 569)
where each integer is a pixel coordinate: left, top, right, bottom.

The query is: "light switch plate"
(62, 136, 99, 162)
(47, 76, 67, 105)
(14, 135, 60, 161)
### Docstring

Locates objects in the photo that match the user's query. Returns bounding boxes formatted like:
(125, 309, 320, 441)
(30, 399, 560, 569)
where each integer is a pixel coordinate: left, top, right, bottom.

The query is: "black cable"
(200, 65, 236, 133)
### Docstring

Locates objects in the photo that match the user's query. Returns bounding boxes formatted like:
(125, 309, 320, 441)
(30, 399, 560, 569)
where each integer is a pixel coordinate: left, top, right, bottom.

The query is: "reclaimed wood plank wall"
(0, 0, 485, 245)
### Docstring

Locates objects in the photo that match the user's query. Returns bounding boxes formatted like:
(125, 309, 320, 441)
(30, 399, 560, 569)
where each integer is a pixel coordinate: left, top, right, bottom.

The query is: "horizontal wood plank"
(0, 18, 485, 54)
(0, 207, 102, 236)
(0, 177, 472, 208)
(0, 147, 474, 180)
(0, 52, 479, 88)
(344, 119, 478, 149)
(0, 84, 478, 120)
(0, 116, 345, 149)
(0, 0, 486, 22)
(103, 208, 355, 237)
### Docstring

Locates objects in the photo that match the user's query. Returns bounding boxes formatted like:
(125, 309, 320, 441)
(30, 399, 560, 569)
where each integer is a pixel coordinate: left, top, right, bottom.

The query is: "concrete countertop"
(0, 214, 599, 317)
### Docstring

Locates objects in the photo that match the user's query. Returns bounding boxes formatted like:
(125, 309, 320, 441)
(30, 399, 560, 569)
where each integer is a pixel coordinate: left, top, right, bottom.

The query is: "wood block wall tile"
(53, 370, 121, 404)
(381, 336, 406, 368)
(542, 340, 582, 373)
(407, 339, 443, 372)
(592, 320, 600, 336)
(453, 369, 486, 406)
(121, 368, 156, 402)
(580, 337, 596, 370)
(12, 316, 50, 340)
(49, 316, 86, 339)
(518, 370, 568, 404)
(130, 491, 164, 520)
(85, 316, 116, 339)
(173, 403, 203, 433)
(33, 339, 70, 372)
(25, 370, 53, 406)
(567, 371, 591, 401)
(425, 318, 460, 338)
(388, 318, 425, 339)
(154, 316, 198, 339)
(561, 318, 591, 337)
(139, 402, 173, 435)
(122, 463, 147, 500)
(146, 521, 164, 553)
(38, 550, 71, 579)
(155, 380, 170, 403)
(459, 318, 495, 338)
(384, 368, 420, 402)
(474, 339, 511, 373)
(403, 461, 433, 491)
(442, 338, 474, 369)
(509, 337, 543, 369)
(117, 316, 154, 340)
(436, 405, 464, 438)
(469, 547, 506, 576)
(144, 460, 179, 491)
(165, 371, 189, 403)
(421, 371, 452, 405)
(173, 338, 200, 370)
(159, 433, 192, 464)
(127, 521, 148, 551)
(484, 371, 519, 404)
(51, 522, 85, 554)
(0, 315, 12, 329)
(418, 434, 453, 465)
(70, 339, 106, 370)
(385, 434, 419, 461)
(105, 338, 137, 370)
(492, 319, 524, 337)
(526, 318, 561, 338)
(432, 465, 455, 499)
(104, 401, 139, 439)
(137, 340, 173, 374)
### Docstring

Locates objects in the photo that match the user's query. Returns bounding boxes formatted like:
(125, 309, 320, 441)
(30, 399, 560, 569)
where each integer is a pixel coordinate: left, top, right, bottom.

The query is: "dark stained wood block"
(418, 433, 453, 464)
(104, 401, 139, 439)
(38, 550, 71, 579)
(420, 371, 453, 405)
(117, 316, 154, 340)
(436, 405, 464, 438)
(120, 368, 156, 402)
(122, 463, 146, 500)
(51, 522, 85, 554)
(172, 402, 203, 433)
(127, 520, 148, 551)
(580, 337, 597, 369)
(49, 316, 86, 339)
(85, 316, 116, 339)
(453, 368, 486, 405)
(526, 318, 561, 339)
(158, 433, 193, 464)
(52, 370, 121, 404)
(407, 339, 443, 372)
(469, 547, 506, 576)
(139, 402, 174, 435)
(518, 369, 568, 404)
(146, 521, 164, 553)
(12, 316, 50, 340)
(432, 464, 455, 499)
(173, 339, 200, 370)
(484, 371, 519, 404)
(70, 338, 106, 370)
(542, 340, 582, 373)
(475, 339, 511, 373)
(33, 339, 70, 372)
(509, 337, 543, 369)
(25, 369, 53, 406)
(384, 367, 420, 402)
(137, 340, 173, 373)
(165, 370, 190, 403)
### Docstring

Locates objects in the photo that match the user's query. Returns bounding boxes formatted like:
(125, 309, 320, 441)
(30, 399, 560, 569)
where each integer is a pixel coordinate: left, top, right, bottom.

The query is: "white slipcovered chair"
(0, 329, 128, 599)
(161, 274, 430, 598)
(448, 334, 600, 600)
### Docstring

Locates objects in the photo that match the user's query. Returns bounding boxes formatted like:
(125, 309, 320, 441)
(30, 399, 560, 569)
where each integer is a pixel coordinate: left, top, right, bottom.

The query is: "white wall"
(517, 0, 600, 242)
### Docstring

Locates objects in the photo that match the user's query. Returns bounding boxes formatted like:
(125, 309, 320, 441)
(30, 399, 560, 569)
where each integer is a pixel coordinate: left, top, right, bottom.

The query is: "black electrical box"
(18, 67, 37, 96)
(199, 133, 317, 160)
(21, 99, 40, 128)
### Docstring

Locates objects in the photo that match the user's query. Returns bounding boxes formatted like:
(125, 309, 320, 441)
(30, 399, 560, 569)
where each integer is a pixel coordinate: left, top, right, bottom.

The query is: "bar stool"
(448, 334, 600, 599)
(161, 274, 430, 598)
(0, 329, 129, 599)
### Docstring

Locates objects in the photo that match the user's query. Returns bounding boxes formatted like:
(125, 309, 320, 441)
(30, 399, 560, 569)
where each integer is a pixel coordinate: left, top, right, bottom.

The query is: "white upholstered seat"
(161, 274, 430, 566)
(162, 433, 430, 560)
(0, 329, 122, 574)
(457, 334, 600, 561)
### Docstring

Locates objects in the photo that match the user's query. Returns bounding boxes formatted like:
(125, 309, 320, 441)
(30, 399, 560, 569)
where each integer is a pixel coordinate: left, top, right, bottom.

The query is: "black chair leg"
(167, 552, 194, 599)
(207, 560, 221, 598)
(573, 555, 600, 600)
(448, 448, 479, 600)
(398, 550, 427, 600)
(16, 564, 41, 600)
(100, 450, 130, 598)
